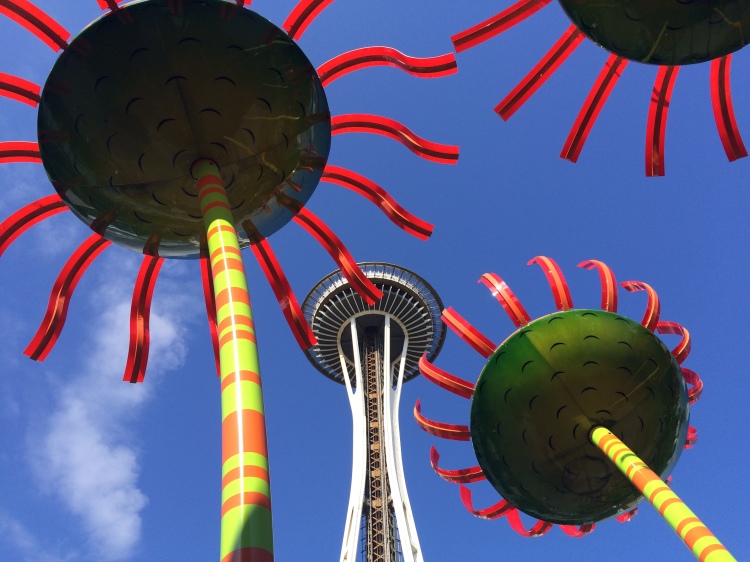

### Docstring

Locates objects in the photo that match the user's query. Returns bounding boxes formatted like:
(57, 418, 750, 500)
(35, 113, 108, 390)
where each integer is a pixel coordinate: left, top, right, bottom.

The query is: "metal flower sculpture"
(415, 257, 736, 561)
(452, 0, 748, 175)
(0, 0, 458, 559)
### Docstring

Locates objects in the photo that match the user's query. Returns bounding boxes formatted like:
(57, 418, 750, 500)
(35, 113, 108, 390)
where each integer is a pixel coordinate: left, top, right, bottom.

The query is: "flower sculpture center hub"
(37, 0, 331, 258)
(470, 309, 689, 524)
(557, 0, 750, 65)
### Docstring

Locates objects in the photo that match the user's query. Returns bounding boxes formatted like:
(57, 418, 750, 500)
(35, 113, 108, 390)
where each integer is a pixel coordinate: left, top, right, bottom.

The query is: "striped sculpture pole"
(590, 427, 734, 562)
(193, 159, 274, 562)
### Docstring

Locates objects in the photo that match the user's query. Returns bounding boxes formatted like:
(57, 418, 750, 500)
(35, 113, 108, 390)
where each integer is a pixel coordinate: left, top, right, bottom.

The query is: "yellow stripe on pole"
(193, 159, 274, 562)
(590, 427, 735, 562)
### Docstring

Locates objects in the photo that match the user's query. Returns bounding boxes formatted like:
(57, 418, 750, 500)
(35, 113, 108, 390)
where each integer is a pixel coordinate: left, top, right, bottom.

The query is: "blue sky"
(0, 1, 748, 561)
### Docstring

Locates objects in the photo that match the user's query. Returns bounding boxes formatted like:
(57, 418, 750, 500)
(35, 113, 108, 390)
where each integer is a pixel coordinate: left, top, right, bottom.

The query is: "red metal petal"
(656, 321, 691, 364)
(528, 256, 573, 310)
(430, 446, 485, 484)
(710, 55, 747, 162)
(646, 65, 679, 176)
(331, 114, 459, 165)
(0, 141, 41, 164)
(442, 307, 496, 358)
(285, 205, 381, 305)
(616, 507, 638, 522)
(621, 280, 660, 331)
(681, 367, 703, 405)
(478, 272, 530, 327)
(419, 354, 474, 399)
(200, 254, 221, 377)
(96, 0, 125, 9)
(451, 0, 552, 52)
(559, 524, 595, 537)
(496, 26, 583, 120)
(317, 47, 457, 87)
(321, 166, 433, 240)
(414, 399, 471, 441)
(24, 234, 110, 361)
(684, 425, 698, 449)
(578, 260, 618, 312)
(0, 194, 67, 257)
(123, 256, 164, 384)
(561, 54, 628, 163)
(506, 509, 554, 537)
(0, 72, 40, 106)
(250, 238, 317, 350)
(0, 0, 69, 50)
(459, 484, 513, 519)
(283, 0, 334, 40)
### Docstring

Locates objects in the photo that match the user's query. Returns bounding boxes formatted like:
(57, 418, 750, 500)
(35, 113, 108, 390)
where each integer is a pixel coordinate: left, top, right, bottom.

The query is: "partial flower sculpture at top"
(452, 0, 749, 175)
(415, 257, 735, 561)
(0, 1, 459, 560)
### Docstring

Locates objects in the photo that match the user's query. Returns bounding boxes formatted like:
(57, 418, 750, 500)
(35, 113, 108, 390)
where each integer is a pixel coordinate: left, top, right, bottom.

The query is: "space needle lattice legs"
(339, 315, 423, 562)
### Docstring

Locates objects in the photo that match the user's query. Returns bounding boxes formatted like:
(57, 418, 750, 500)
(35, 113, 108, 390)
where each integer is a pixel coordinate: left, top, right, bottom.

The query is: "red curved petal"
(200, 254, 221, 377)
(96, 0, 125, 9)
(656, 321, 691, 364)
(0, 194, 67, 257)
(459, 484, 513, 519)
(711, 55, 747, 162)
(559, 524, 595, 537)
(681, 367, 703, 405)
(24, 234, 110, 361)
(578, 260, 618, 312)
(321, 166, 433, 240)
(451, 0, 552, 52)
(414, 399, 471, 441)
(496, 26, 583, 120)
(506, 509, 554, 537)
(646, 65, 679, 177)
(430, 446, 485, 484)
(287, 205, 382, 305)
(528, 256, 573, 310)
(442, 307, 496, 358)
(478, 272, 530, 327)
(250, 238, 317, 350)
(331, 114, 459, 164)
(616, 507, 638, 522)
(283, 0, 334, 40)
(317, 47, 457, 87)
(419, 354, 474, 399)
(0, 141, 41, 164)
(684, 425, 698, 449)
(0, 72, 40, 106)
(561, 54, 628, 163)
(124, 256, 163, 384)
(0, 0, 69, 50)
(621, 280, 660, 331)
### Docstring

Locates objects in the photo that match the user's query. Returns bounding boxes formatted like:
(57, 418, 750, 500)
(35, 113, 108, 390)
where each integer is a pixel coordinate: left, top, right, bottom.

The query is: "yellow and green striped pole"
(590, 426, 734, 562)
(193, 159, 274, 562)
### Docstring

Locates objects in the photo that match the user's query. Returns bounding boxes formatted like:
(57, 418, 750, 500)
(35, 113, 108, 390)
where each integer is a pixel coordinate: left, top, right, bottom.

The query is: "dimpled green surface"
(557, 0, 750, 65)
(470, 309, 689, 524)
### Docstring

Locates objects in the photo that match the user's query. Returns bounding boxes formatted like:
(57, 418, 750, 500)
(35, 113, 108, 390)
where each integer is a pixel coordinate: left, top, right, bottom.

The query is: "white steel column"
(382, 316, 423, 562)
(340, 319, 368, 562)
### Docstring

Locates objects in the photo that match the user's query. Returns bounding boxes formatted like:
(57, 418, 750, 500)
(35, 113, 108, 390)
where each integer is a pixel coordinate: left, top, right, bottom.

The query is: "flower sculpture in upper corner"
(0, 0, 458, 560)
(452, 0, 749, 175)
(415, 258, 734, 561)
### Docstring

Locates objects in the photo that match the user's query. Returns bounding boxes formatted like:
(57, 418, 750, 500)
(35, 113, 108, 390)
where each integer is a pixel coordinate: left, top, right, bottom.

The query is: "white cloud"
(29, 257, 196, 561)
(0, 511, 77, 562)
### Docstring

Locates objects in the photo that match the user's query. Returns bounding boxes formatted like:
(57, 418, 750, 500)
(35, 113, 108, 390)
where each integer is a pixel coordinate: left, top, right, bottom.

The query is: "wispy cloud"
(0, 511, 77, 562)
(29, 256, 197, 561)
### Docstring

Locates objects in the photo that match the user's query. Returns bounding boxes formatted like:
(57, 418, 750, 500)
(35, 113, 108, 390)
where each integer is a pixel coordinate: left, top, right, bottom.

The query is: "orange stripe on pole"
(222, 466, 270, 489)
(659, 497, 682, 516)
(215, 287, 251, 310)
(221, 370, 262, 392)
(218, 315, 255, 334)
(222, 409, 269, 462)
(221, 547, 275, 562)
(195, 174, 224, 191)
(219, 329, 257, 348)
(677, 517, 703, 536)
(221, 492, 272, 517)
(203, 200, 232, 214)
(700, 544, 731, 562)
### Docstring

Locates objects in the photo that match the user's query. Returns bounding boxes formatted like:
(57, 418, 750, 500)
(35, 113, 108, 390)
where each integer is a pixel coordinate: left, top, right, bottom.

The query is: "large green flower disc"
(557, 0, 750, 65)
(470, 309, 689, 524)
(38, 0, 331, 258)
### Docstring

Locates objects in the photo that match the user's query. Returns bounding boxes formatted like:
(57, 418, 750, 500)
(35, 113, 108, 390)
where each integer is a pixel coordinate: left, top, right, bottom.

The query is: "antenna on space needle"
(303, 263, 445, 562)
